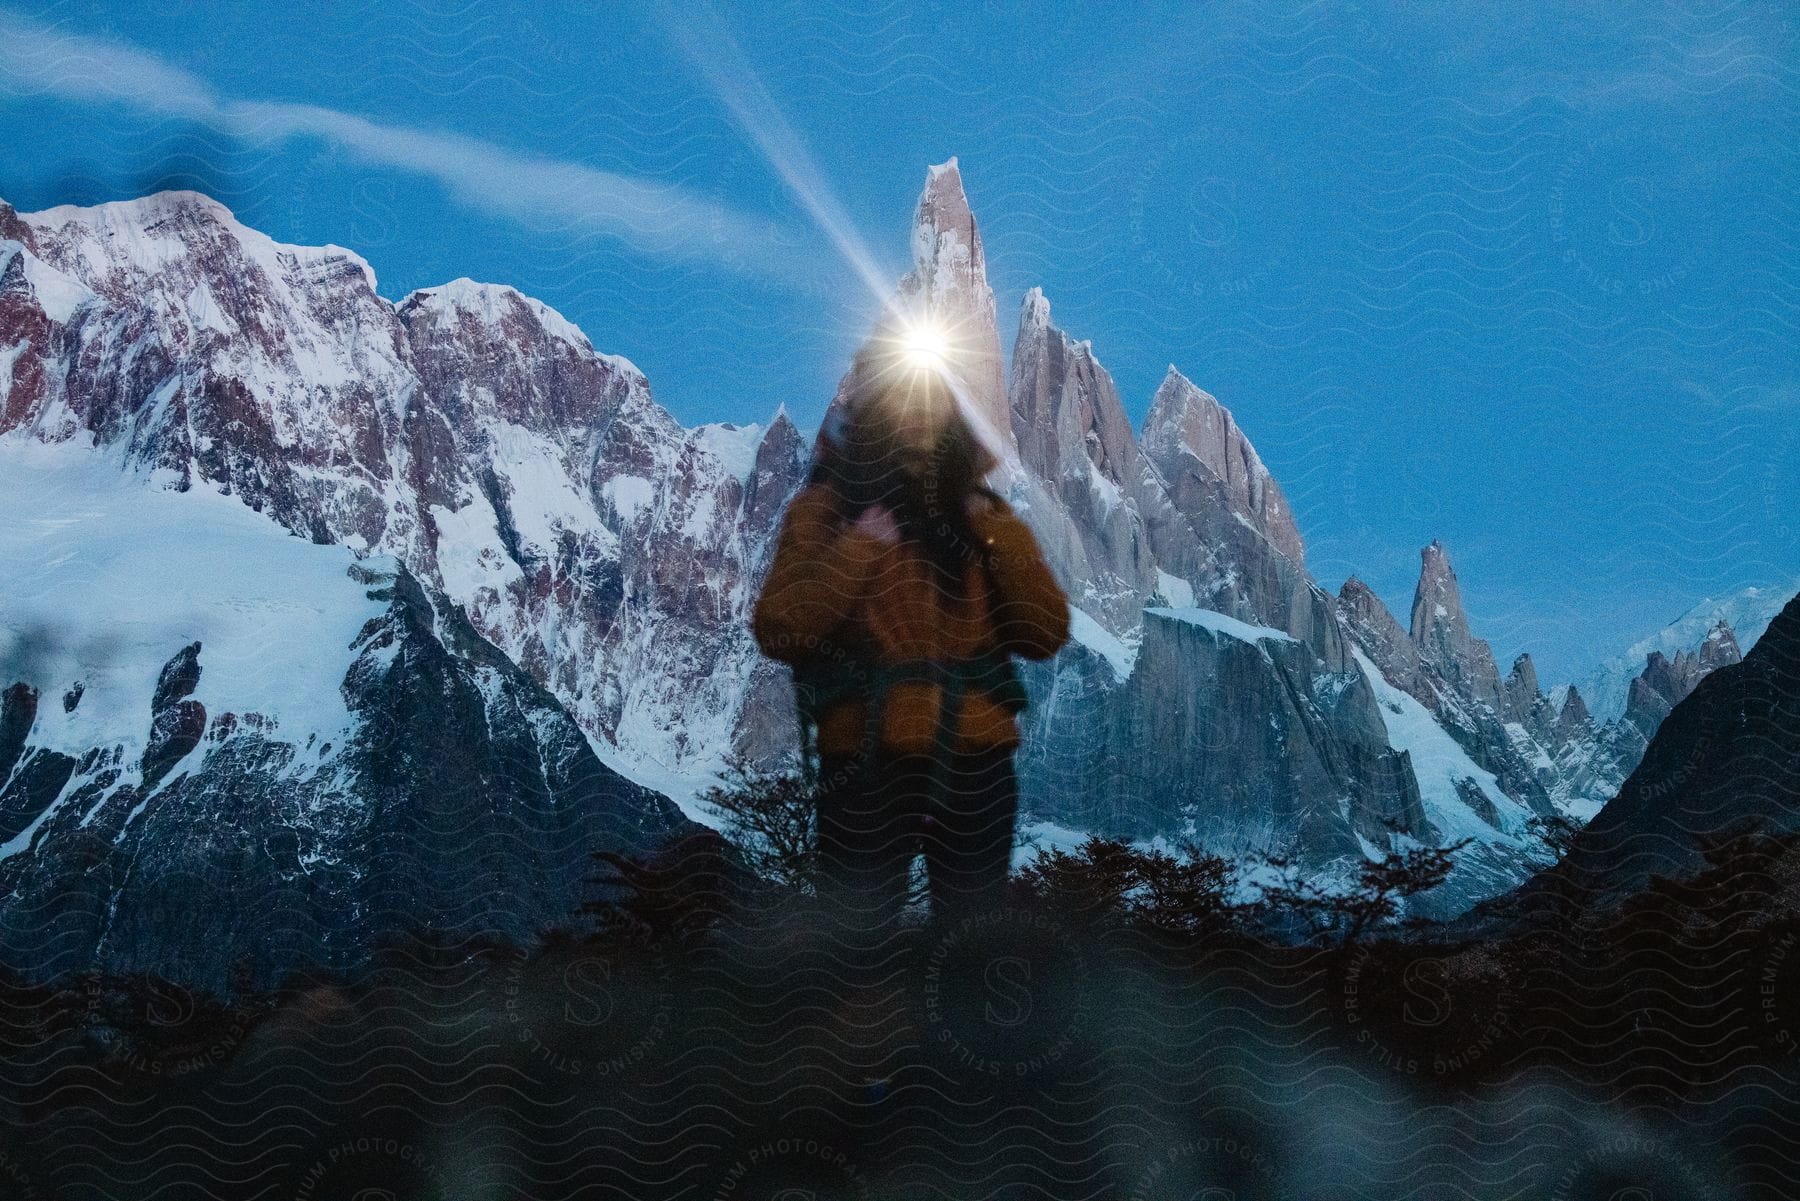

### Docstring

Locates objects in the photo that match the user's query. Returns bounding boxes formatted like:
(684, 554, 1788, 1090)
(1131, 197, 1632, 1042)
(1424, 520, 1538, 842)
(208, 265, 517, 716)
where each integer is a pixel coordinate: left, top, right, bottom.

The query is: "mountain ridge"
(0, 163, 1768, 988)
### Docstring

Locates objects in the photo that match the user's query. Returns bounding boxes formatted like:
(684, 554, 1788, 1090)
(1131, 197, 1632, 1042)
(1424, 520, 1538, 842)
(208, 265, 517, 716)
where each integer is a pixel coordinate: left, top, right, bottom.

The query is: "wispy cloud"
(1468, 16, 1783, 114)
(0, 9, 807, 281)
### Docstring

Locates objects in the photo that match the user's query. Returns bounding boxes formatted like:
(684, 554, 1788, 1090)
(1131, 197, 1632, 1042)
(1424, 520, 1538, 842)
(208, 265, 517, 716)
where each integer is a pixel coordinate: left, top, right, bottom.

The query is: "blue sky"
(1, 0, 1794, 684)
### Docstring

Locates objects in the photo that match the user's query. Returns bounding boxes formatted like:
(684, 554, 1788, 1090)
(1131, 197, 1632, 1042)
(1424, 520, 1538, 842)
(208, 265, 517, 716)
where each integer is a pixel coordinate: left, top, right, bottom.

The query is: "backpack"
(791, 648, 1029, 795)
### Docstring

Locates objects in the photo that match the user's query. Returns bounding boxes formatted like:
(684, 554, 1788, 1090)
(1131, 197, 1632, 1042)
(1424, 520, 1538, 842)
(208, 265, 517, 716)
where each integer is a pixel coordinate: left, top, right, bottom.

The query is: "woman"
(751, 340, 1070, 939)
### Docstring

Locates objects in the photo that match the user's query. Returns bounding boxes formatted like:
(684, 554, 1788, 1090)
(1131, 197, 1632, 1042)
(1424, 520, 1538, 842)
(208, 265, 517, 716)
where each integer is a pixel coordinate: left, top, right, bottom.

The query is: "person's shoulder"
(786, 482, 841, 519)
(963, 486, 997, 511)
(967, 489, 1020, 524)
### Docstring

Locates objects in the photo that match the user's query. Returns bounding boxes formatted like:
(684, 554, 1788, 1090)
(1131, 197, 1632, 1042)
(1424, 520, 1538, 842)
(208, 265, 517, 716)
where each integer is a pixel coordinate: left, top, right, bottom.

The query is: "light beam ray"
(654, 1, 1012, 472)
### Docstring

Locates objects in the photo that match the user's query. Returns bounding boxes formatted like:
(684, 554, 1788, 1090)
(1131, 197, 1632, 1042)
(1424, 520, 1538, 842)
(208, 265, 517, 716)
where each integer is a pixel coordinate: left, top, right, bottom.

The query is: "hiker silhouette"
(752, 331, 1071, 941)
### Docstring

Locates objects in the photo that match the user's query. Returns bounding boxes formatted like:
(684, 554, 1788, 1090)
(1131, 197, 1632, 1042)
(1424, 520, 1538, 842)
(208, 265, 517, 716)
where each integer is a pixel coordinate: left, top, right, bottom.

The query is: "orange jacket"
(752, 483, 1071, 757)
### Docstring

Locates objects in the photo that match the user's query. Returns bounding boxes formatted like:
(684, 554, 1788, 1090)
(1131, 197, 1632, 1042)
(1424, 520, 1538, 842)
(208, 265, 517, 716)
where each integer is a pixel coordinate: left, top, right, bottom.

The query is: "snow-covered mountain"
(1523, 588, 1797, 822)
(1572, 583, 1800, 724)
(0, 441, 686, 992)
(0, 191, 806, 804)
(1529, 589, 1800, 900)
(0, 162, 1753, 985)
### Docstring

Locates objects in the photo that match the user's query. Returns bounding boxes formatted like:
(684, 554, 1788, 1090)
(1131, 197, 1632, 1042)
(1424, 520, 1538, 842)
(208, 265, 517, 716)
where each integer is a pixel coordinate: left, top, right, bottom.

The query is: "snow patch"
(1146, 606, 1295, 645)
(429, 496, 524, 600)
(691, 421, 764, 487)
(1153, 569, 1194, 609)
(0, 338, 26, 398)
(3, 241, 93, 323)
(1012, 819, 1094, 870)
(485, 421, 618, 557)
(1085, 458, 1123, 514)
(602, 475, 656, 524)
(1068, 605, 1135, 679)
(0, 438, 389, 768)
(1352, 648, 1531, 846)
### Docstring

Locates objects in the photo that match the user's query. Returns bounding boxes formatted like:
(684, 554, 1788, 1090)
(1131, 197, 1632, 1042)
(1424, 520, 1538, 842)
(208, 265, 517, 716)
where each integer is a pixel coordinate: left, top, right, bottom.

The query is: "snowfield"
(1353, 648, 1532, 849)
(0, 437, 386, 771)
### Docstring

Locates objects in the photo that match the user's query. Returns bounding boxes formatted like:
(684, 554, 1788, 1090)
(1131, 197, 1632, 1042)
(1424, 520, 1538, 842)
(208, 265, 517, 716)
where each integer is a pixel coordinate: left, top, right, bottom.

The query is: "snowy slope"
(1352, 649, 1532, 849)
(0, 436, 687, 990)
(0, 438, 383, 774)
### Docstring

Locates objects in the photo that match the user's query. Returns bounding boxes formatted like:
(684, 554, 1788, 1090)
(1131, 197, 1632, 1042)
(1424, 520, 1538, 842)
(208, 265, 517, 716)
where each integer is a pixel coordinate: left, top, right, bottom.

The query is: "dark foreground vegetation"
(2, 771, 1798, 1199)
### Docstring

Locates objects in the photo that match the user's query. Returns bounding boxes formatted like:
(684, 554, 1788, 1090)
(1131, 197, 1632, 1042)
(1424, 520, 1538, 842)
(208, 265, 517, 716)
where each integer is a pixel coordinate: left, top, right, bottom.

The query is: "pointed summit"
(1408, 541, 1505, 710)
(1503, 651, 1543, 724)
(745, 405, 807, 536)
(1337, 577, 1423, 684)
(1141, 367, 1305, 565)
(913, 157, 977, 274)
(1555, 684, 1594, 740)
(818, 160, 1012, 458)
(758, 401, 801, 457)
(1699, 618, 1742, 671)
(1002, 285, 1157, 627)
(895, 159, 1011, 445)
(1007, 286, 1140, 493)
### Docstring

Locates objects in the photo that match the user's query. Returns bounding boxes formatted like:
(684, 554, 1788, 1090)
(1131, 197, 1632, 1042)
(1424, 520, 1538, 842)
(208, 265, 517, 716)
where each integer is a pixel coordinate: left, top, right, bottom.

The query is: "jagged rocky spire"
(1141, 366, 1305, 566)
(1556, 685, 1593, 736)
(1336, 575, 1432, 702)
(903, 159, 1008, 438)
(1409, 540, 1505, 710)
(1002, 286, 1157, 629)
(1699, 618, 1742, 670)
(1503, 652, 1541, 723)
(817, 157, 1016, 459)
(1008, 287, 1141, 497)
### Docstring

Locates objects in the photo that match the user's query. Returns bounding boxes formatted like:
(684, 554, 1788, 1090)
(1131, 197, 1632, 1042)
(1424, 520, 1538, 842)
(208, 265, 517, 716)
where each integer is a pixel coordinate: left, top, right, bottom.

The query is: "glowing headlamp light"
(897, 322, 951, 370)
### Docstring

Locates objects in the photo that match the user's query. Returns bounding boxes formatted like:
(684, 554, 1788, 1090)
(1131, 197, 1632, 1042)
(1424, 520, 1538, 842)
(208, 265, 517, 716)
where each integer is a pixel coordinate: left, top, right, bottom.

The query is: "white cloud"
(0, 9, 807, 281)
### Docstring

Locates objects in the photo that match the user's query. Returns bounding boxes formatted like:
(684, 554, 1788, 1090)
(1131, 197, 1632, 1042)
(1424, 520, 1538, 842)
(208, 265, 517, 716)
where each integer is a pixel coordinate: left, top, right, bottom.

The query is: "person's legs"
(813, 750, 928, 1106)
(813, 750, 925, 962)
(919, 744, 1019, 923)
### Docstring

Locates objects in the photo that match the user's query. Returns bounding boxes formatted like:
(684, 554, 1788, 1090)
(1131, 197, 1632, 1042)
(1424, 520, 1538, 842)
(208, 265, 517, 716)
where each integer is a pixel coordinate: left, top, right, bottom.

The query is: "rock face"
(1336, 577, 1428, 696)
(1004, 287, 1158, 632)
(1098, 609, 1425, 859)
(1139, 367, 1349, 667)
(1140, 366, 1305, 568)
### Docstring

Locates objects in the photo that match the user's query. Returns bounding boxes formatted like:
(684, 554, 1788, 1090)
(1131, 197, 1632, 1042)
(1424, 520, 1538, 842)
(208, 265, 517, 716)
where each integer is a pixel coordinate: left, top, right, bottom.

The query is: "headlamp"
(897, 322, 951, 371)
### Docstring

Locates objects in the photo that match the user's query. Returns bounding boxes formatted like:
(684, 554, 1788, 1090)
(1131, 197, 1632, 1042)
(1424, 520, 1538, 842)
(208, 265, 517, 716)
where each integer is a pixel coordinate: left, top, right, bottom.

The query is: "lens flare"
(899, 322, 951, 370)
